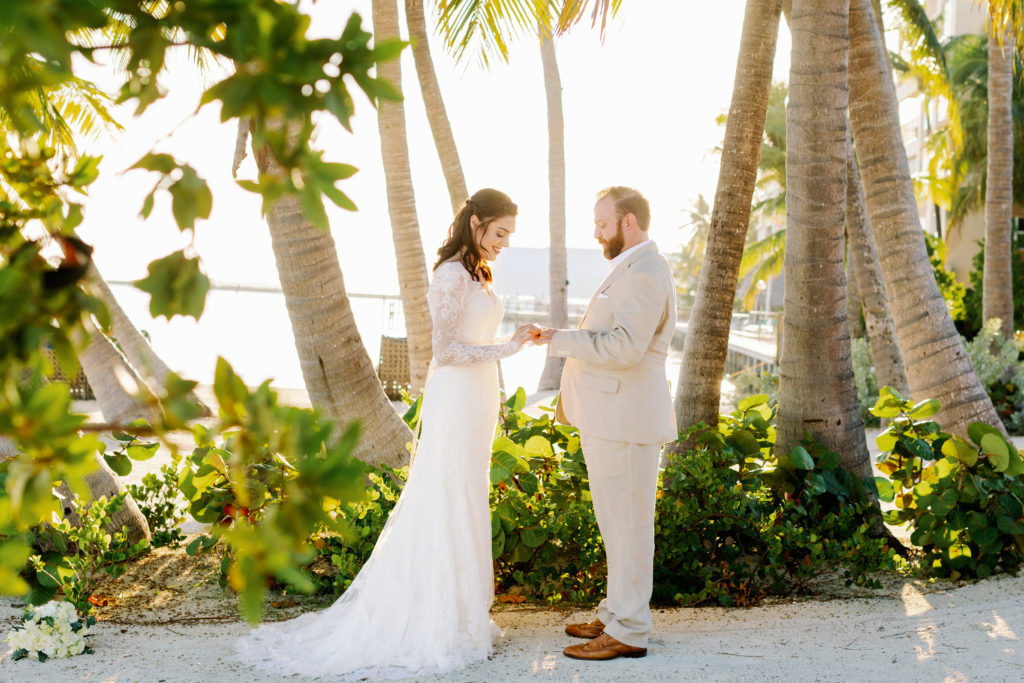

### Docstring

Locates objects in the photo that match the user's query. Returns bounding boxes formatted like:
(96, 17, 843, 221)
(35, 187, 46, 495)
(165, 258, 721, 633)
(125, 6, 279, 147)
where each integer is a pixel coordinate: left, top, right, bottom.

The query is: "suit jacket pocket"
(579, 371, 620, 394)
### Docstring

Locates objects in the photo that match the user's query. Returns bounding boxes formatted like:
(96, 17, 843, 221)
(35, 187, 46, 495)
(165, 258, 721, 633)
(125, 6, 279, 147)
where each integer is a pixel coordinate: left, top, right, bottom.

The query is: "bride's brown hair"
(433, 188, 518, 283)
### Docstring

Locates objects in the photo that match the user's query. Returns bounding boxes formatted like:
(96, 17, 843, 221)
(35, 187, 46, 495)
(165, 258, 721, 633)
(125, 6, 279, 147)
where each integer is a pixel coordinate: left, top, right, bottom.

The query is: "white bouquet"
(5, 600, 94, 662)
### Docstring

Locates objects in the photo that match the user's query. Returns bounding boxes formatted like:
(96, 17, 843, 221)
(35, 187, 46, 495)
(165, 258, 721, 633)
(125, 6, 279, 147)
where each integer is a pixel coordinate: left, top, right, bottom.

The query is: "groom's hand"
(534, 327, 556, 344)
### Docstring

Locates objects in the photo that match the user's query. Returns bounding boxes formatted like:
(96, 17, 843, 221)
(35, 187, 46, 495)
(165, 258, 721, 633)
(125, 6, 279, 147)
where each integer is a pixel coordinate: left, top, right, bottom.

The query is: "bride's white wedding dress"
(238, 261, 520, 679)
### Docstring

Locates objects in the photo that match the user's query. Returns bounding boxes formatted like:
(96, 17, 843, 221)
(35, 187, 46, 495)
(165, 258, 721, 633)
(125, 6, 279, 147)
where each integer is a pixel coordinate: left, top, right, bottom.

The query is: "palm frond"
(889, 0, 963, 149)
(739, 228, 786, 280)
(979, 0, 1024, 51)
(556, 0, 622, 37)
(740, 245, 785, 310)
(437, 0, 559, 67)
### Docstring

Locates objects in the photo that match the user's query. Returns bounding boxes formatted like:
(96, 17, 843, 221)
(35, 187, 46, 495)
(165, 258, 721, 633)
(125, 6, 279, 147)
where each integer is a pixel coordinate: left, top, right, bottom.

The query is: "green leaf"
(737, 394, 769, 412)
(876, 430, 898, 453)
(127, 442, 160, 461)
(169, 166, 212, 231)
(520, 526, 548, 548)
(967, 422, 1003, 447)
(133, 251, 210, 320)
(941, 436, 978, 466)
(730, 429, 761, 456)
(104, 452, 132, 476)
(789, 446, 814, 470)
(873, 477, 895, 503)
(980, 433, 1010, 471)
(523, 435, 553, 460)
(909, 398, 941, 419)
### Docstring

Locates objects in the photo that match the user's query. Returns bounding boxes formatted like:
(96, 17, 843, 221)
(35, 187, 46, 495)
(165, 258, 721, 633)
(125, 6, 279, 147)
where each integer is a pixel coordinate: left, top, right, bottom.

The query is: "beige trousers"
(580, 433, 660, 648)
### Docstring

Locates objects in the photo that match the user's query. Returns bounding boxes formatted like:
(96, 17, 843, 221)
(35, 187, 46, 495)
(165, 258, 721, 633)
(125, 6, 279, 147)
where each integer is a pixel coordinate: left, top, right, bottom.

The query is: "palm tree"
(405, 0, 469, 213)
(984, 16, 1015, 340)
(85, 265, 212, 416)
(846, 139, 911, 397)
(670, 195, 712, 309)
(434, 0, 572, 392)
(372, 0, 434, 394)
(536, 25, 569, 392)
(674, 0, 784, 438)
(250, 124, 414, 468)
(848, 0, 1004, 435)
(777, 0, 869, 477)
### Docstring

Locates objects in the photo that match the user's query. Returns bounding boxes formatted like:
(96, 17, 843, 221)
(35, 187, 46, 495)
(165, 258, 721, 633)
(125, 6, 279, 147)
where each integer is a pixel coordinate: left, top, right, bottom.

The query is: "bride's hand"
(512, 323, 542, 345)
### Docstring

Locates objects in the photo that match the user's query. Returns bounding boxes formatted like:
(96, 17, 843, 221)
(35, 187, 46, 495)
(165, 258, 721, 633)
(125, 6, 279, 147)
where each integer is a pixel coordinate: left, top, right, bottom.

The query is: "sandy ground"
(3, 573, 1024, 682)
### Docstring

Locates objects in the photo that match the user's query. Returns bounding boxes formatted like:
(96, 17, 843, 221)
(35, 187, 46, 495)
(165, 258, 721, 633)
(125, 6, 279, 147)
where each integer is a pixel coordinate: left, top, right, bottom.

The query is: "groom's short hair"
(596, 186, 650, 231)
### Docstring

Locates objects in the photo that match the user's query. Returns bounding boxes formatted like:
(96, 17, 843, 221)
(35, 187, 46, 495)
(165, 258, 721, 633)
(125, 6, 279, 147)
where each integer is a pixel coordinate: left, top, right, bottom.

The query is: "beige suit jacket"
(549, 241, 677, 445)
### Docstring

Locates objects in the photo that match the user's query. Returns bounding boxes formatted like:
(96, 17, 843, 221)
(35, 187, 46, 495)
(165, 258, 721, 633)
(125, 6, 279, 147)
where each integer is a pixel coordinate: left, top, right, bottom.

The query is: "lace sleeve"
(429, 263, 520, 367)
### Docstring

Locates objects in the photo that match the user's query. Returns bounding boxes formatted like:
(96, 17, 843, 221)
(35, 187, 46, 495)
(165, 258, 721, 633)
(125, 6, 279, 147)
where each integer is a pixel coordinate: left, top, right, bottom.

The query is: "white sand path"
(3, 573, 1024, 682)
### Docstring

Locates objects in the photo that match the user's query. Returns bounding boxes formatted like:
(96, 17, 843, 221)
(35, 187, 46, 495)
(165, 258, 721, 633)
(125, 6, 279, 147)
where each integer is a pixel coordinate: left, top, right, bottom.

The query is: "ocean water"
(108, 284, 550, 394)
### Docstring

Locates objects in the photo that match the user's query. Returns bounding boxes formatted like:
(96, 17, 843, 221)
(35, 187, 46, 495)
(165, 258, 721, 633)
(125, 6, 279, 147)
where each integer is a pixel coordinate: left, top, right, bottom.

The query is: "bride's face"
(473, 215, 516, 261)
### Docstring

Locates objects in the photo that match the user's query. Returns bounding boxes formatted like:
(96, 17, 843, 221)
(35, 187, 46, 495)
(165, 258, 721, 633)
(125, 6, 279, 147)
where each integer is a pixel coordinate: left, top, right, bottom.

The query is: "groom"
(538, 186, 677, 661)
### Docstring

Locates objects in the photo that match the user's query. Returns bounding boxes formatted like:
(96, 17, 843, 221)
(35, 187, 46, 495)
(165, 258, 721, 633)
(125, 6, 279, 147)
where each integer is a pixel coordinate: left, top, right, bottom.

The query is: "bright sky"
(73, 1, 793, 297)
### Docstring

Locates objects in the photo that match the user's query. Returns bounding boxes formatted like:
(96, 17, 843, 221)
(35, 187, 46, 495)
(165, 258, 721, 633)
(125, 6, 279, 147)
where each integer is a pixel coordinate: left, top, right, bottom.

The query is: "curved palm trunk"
(673, 0, 783, 438)
(373, 0, 433, 394)
(73, 321, 156, 543)
(253, 132, 413, 468)
(848, 0, 1004, 436)
(77, 318, 161, 427)
(55, 456, 151, 545)
(537, 27, 568, 392)
(85, 265, 211, 416)
(984, 25, 1015, 340)
(845, 243, 865, 339)
(405, 0, 468, 213)
(777, 0, 869, 479)
(846, 140, 911, 397)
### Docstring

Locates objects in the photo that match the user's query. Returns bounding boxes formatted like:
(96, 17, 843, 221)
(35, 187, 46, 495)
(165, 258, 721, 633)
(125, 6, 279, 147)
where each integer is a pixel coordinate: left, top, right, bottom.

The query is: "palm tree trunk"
(73, 322, 156, 543)
(55, 456, 151, 545)
(847, 0, 1004, 436)
(405, 0, 468, 213)
(372, 0, 433, 394)
(984, 24, 1015, 340)
(85, 265, 211, 416)
(253, 129, 413, 468)
(673, 0, 783, 439)
(777, 0, 870, 479)
(537, 26, 569, 392)
(846, 245, 865, 339)
(77, 319, 161, 427)
(846, 139, 911, 397)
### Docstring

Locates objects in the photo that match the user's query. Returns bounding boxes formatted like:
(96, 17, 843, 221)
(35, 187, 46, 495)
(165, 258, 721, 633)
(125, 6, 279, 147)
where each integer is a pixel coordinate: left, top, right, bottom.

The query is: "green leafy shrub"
(871, 387, 1024, 579)
(312, 463, 404, 595)
(26, 493, 148, 614)
(851, 337, 881, 428)
(126, 464, 186, 548)
(489, 389, 604, 603)
(925, 231, 967, 323)
(654, 395, 895, 606)
(962, 239, 1024, 337)
(174, 359, 367, 620)
(963, 320, 1024, 433)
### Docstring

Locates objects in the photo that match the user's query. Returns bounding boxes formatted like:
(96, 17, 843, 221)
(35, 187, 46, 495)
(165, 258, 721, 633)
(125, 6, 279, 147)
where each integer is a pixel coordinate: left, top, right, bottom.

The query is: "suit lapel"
(578, 241, 657, 327)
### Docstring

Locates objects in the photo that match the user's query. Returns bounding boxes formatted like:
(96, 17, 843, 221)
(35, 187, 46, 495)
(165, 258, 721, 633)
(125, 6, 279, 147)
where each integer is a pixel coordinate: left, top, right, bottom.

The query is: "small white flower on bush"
(5, 600, 94, 662)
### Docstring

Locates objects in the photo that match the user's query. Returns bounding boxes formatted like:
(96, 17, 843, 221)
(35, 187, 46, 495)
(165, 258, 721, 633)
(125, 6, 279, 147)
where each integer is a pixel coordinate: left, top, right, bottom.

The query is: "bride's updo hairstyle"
(434, 188, 518, 283)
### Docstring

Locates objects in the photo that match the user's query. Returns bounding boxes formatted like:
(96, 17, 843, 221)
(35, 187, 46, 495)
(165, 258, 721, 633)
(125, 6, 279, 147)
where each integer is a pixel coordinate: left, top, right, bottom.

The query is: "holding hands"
(512, 324, 557, 346)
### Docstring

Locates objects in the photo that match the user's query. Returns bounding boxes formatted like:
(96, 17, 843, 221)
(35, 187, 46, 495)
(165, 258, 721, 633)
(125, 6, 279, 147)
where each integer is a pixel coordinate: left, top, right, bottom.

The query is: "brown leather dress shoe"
(564, 618, 605, 639)
(563, 632, 648, 660)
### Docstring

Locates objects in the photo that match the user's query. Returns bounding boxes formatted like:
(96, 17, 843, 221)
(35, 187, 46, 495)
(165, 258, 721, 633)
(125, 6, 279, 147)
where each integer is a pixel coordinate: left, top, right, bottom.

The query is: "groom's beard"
(599, 222, 625, 260)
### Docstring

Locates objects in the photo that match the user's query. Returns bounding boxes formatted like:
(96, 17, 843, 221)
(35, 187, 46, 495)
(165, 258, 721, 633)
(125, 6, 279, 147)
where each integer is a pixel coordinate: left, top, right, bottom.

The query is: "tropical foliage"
(872, 387, 1024, 579)
(0, 1, 402, 617)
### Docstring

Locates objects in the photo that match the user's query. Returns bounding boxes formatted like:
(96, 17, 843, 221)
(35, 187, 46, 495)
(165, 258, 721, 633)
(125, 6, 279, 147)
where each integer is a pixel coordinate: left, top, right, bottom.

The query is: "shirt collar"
(609, 239, 652, 269)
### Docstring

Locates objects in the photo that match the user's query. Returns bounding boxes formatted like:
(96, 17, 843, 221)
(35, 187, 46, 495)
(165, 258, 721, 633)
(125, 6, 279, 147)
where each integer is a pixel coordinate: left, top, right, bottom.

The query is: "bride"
(238, 188, 538, 679)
